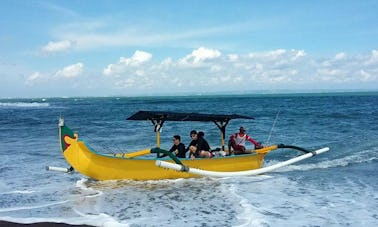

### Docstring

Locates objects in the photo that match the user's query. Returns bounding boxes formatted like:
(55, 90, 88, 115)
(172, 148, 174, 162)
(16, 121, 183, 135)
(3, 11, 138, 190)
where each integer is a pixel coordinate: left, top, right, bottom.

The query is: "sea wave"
(73, 209, 129, 227)
(75, 178, 103, 198)
(264, 147, 378, 172)
(0, 190, 35, 195)
(0, 200, 68, 213)
(0, 102, 50, 108)
(228, 184, 266, 227)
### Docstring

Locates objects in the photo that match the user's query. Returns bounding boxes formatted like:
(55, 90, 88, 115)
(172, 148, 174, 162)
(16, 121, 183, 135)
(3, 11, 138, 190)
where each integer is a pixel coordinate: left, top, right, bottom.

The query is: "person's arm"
(177, 143, 186, 158)
(169, 144, 177, 153)
(185, 141, 190, 151)
(186, 140, 195, 151)
(160, 144, 175, 158)
(246, 134, 260, 146)
(204, 139, 211, 151)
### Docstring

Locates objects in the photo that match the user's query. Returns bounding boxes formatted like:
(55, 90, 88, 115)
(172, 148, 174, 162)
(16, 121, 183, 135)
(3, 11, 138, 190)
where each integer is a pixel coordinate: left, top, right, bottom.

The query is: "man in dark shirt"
(169, 135, 186, 158)
(188, 130, 212, 159)
(197, 131, 211, 152)
(187, 130, 198, 149)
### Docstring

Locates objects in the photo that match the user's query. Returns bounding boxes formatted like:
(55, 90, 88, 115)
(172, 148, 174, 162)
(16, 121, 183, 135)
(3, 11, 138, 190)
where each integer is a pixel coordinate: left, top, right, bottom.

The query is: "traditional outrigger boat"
(56, 111, 329, 181)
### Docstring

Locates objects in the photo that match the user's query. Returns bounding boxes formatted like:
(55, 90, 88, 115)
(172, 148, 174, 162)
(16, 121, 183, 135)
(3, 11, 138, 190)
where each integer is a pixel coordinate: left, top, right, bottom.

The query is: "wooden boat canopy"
(127, 111, 255, 149)
(127, 110, 254, 122)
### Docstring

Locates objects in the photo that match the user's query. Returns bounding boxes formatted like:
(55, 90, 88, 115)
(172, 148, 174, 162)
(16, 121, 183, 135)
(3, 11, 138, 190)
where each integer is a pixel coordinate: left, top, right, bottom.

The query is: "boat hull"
(59, 123, 265, 180)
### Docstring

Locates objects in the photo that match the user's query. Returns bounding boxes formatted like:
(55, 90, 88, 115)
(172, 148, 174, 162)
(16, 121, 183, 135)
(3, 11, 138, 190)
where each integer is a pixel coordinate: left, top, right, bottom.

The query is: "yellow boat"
(57, 111, 328, 181)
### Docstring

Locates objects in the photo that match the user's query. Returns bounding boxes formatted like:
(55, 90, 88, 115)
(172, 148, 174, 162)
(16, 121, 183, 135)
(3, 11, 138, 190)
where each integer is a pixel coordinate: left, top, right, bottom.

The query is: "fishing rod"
(265, 110, 280, 145)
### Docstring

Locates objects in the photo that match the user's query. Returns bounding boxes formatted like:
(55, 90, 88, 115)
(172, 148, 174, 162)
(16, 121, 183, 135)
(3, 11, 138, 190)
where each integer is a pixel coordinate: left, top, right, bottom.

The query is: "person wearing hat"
(227, 126, 262, 155)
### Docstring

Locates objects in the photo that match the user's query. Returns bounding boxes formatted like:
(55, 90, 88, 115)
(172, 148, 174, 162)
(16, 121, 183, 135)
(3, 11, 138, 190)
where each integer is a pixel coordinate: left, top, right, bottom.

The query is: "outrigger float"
(55, 111, 329, 181)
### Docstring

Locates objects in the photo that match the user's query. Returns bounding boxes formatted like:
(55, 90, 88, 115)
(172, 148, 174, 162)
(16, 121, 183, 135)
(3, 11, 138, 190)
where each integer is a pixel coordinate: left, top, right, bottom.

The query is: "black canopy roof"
(127, 110, 254, 122)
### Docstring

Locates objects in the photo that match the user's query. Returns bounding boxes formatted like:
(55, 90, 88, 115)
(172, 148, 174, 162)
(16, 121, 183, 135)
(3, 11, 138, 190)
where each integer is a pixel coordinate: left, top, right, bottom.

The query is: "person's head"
(198, 131, 205, 138)
(172, 135, 181, 145)
(190, 130, 198, 140)
(239, 126, 246, 134)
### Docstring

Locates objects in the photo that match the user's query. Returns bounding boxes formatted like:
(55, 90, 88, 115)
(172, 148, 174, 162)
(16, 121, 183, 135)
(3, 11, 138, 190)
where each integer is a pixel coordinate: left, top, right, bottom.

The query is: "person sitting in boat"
(228, 126, 262, 155)
(188, 130, 213, 159)
(170, 135, 186, 158)
(159, 135, 186, 158)
(187, 130, 199, 152)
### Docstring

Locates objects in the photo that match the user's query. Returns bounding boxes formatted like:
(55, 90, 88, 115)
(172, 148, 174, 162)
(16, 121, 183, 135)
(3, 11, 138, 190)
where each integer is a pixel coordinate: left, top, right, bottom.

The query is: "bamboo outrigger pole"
(156, 147, 330, 177)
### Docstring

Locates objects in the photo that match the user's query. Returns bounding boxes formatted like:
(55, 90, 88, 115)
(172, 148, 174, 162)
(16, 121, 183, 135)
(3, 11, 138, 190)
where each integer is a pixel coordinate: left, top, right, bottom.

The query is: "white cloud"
(115, 78, 135, 88)
(103, 50, 152, 76)
(228, 54, 239, 62)
(291, 49, 306, 61)
(159, 58, 174, 69)
(55, 63, 84, 78)
(25, 48, 378, 94)
(41, 40, 74, 53)
(28, 72, 42, 81)
(39, 2, 78, 17)
(25, 72, 43, 85)
(248, 49, 287, 60)
(335, 52, 347, 60)
(366, 50, 378, 65)
(128, 51, 152, 65)
(210, 65, 222, 72)
(179, 47, 221, 65)
(50, 18, 255, 51)
(359, 69, 376, 82)
(317, 68, 343, 76)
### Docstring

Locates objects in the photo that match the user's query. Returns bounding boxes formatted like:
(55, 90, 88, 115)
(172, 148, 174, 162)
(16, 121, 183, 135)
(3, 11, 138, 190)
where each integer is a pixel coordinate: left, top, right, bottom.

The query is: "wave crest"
(0, 102, 50, 108)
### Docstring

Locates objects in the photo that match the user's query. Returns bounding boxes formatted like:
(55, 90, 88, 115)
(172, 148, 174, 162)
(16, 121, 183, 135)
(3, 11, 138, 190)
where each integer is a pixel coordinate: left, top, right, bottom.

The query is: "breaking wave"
(265, 147, 378, 173)
(0, 200, 68, 213)
(0, 102, 50, 108)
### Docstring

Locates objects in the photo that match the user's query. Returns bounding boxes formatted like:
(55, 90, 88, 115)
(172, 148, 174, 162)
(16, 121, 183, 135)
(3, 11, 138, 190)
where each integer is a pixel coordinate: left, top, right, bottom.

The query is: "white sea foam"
(75, 178, 103, 198)
(0, 200, 68, 212)
(73, 208, 129, 227)
(266, 148, 378, 173)
(0, 102, 50, 108)
(0, 190, 35, 195)
(75, 178, 90, 190)
(228, 184, 267, 227)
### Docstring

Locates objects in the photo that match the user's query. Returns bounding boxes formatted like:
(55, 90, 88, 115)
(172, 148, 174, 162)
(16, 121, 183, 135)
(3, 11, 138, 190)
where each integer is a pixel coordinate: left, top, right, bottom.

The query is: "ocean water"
(0, 93, 377, 226)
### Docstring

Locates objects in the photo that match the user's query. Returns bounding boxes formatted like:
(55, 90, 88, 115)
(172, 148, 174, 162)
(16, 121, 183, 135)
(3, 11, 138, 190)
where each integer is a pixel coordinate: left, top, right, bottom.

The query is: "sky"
(1, 0, 378, 98)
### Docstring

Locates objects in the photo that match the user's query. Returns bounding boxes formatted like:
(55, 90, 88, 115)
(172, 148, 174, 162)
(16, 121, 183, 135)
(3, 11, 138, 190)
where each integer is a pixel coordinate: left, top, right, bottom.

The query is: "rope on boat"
(155, 147, 329, 177)
(84, 134, 121, 155)
(266, 109, 280, 145)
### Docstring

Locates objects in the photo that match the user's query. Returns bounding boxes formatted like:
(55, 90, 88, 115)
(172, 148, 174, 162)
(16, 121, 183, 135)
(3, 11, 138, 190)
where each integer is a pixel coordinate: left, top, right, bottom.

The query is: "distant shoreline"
(1, 90, 378, 100)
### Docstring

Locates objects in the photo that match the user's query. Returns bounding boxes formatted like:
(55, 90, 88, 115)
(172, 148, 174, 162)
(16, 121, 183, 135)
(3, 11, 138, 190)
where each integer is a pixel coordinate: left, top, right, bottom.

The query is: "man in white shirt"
(228, 127, 262, 155)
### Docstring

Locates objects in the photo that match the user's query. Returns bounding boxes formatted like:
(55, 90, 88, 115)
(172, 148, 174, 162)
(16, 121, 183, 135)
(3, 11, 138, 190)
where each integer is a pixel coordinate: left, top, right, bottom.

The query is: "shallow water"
(0, 93, 377, 226)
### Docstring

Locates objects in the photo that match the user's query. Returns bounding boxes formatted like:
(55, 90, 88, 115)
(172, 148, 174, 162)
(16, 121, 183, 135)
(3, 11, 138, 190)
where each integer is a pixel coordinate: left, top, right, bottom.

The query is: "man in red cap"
(227, 126, 262, 155)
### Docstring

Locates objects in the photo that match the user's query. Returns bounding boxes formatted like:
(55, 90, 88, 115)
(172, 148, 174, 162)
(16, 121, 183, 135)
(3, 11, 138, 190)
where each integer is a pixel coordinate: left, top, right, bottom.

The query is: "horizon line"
(1, 89, 377, 100)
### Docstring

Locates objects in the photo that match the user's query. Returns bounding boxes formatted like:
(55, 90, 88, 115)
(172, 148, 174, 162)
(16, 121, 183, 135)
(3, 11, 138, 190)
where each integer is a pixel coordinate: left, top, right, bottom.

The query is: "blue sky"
(1, 0, 377, 97)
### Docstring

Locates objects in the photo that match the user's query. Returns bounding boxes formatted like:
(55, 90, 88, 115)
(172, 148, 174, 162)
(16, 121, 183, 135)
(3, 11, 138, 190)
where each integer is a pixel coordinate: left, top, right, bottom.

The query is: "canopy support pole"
(213, 120, 230, 151)
(150, 119, 165, 148)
